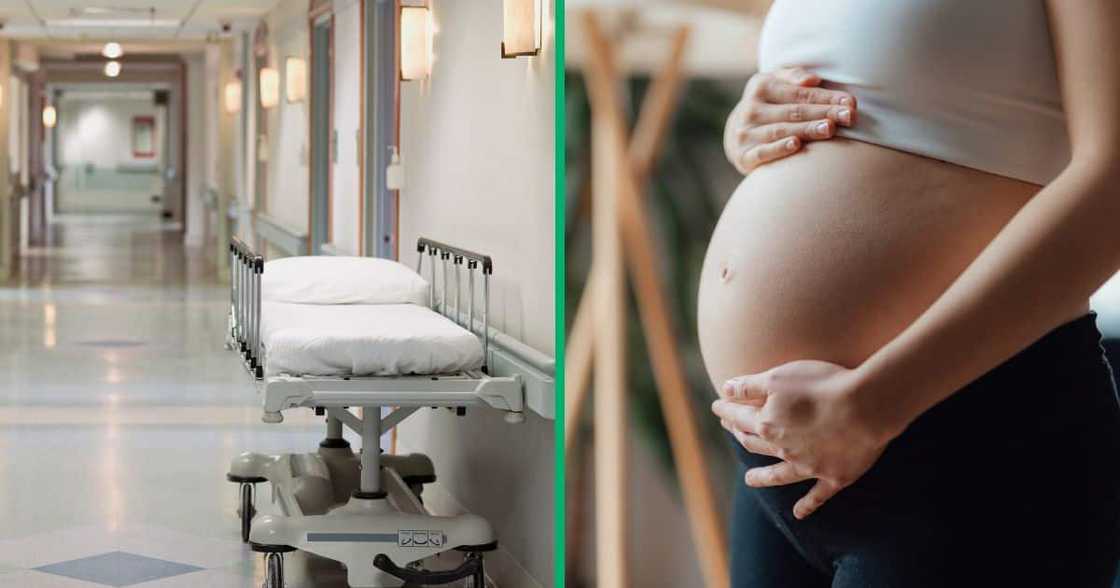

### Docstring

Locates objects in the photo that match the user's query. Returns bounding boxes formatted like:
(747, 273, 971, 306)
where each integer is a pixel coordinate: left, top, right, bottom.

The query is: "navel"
(719, 259, 734, 284)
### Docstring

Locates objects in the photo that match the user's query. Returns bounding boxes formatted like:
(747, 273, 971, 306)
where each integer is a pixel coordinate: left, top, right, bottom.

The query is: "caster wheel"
(465, 553, 486, 588)
(240, 483, 256, 544)
(264, 552, 284, 588)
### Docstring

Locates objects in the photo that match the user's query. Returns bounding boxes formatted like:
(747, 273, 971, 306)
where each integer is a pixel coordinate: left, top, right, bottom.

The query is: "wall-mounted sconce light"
(259, 67, 280, 109)
(286, 57, 307, 103)
(104, 60, 122, 78)
(501, 0, 541, 58)
(102, 42, 123, 59)
(400, 5, 432, 81)
(225, 79, 243, 114)
(42, 105, 57, 128)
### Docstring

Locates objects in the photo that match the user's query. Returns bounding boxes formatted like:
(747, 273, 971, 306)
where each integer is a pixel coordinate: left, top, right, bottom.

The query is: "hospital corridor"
(0, 215, 337, 585)
(0, 1, 558, 587)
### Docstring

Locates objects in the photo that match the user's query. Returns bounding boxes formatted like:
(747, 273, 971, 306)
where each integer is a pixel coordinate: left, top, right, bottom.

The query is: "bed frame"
(227, 237, 524, 424)
(225, 237, 525, 587)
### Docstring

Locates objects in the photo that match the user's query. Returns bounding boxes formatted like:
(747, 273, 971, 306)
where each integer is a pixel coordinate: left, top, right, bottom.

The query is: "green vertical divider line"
(554, 0, 567, 586)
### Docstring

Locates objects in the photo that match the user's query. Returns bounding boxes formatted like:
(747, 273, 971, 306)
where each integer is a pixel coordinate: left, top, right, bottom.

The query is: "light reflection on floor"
(0, 215, 353, 587)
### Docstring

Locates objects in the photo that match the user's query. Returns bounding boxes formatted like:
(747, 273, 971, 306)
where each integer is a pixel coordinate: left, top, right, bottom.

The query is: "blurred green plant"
(565, 71, 746, 472)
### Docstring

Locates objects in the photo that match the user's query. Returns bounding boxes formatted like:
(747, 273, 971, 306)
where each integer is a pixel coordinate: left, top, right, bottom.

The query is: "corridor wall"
(261, 0, 312, 252)
(186, 53, 208, 245)
(396, 1, 556, 586)
(0, 42, 13, 280)
(207, 41, 238, 274)
(253, 0, 365, 258)
(329, 0, 362, 256)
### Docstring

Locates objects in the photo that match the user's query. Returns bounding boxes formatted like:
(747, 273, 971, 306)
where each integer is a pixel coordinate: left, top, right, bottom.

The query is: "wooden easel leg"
(565, 24, 689, 453)
(583, 10, 630, 588)
(565, 272, 597, 451)
(583, 14, 730, 588)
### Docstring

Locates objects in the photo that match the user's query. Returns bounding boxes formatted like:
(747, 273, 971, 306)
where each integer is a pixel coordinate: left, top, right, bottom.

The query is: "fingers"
(759, 77, 856, 108)
(729, 69, 856, 175)
(722, 373, 770, 402)
(711, 399, 762, 435)
(744, 103, 853, 127)
(745, 462, 811, 488)
(794, 480, 842, 519)
(742, 119, 837, 145)
(720, 417, 779, 457)
(732, 429, 781, 458)
(736, 137, 800, 173)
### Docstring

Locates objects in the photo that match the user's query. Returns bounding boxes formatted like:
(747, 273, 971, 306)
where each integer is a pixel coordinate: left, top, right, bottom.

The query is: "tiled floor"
(35, 551, 203, 586)
(0, 215, 354, 587)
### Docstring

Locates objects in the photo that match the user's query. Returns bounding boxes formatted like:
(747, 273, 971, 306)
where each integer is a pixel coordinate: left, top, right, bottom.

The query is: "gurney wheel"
(465, 552, 486, 588)
(264, 552, 284, 588)
(408, 483, 425, 504)
(240, 483, 256, 544)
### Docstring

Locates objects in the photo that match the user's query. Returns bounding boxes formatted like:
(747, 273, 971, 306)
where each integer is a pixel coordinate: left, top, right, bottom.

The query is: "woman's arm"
(855, 0, 1120, 439)
(712, 0, 1120, 519)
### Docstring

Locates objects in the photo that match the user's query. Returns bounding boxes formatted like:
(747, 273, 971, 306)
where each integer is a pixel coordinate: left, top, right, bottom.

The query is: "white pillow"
(262, 256, 430, 306)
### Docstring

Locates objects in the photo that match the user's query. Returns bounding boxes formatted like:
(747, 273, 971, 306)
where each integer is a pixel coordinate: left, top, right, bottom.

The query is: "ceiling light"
(45, 19, 180, 29)
(104, 61, 122, 78)
(73, 6, 151, 16)
(102, 42, 123, 59)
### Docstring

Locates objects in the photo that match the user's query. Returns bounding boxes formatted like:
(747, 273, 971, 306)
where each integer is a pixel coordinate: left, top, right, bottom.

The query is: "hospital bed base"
(258, 372, 525, 425)
(229, 406, 495, 587)
(249, 472, 491, 587)
(228, 446, 436, 538)
(226, 238, 521, 586)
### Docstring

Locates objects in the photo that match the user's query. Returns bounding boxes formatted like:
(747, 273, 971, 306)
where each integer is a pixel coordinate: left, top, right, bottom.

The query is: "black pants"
(730, 314, 1120, 587)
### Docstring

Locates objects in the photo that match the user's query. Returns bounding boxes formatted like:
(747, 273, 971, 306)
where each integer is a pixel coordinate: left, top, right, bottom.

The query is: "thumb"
(722, 373, 770, 403)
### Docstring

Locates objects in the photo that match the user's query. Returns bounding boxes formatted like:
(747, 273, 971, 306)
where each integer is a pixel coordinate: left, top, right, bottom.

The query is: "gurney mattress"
(262, 302, 484, 377)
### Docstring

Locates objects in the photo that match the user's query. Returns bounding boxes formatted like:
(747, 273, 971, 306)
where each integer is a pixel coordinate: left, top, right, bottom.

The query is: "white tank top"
(758, 0, 1070, 185)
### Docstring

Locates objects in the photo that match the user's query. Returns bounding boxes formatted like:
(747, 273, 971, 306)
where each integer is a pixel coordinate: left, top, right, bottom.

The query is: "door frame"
(308, 1, 335, 255)
(362, 0, 400, 259)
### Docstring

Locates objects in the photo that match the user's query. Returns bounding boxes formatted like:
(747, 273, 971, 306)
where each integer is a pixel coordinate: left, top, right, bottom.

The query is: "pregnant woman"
(697, 1, 1120, 586)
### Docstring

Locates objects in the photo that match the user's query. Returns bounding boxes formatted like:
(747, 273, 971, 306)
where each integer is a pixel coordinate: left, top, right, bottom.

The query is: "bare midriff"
(697, 137, 1060, 392)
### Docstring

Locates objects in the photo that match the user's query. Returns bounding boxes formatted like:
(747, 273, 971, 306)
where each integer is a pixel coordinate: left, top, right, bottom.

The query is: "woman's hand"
(711, 360, 903, 519)
(724, 67, 857, 174)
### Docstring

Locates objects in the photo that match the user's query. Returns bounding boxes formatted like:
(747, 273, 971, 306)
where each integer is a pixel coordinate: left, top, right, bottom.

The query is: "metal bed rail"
(416, 237, 494, 373)
(229, 236, 497, 381)
(229, 237, 264, 379)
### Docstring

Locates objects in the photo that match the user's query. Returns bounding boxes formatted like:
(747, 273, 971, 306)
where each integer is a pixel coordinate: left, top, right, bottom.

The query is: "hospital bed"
(224, 237, 525, 588)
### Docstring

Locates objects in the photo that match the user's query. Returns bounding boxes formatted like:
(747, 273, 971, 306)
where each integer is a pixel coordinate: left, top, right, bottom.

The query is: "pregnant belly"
(697, 138, 1039, 392)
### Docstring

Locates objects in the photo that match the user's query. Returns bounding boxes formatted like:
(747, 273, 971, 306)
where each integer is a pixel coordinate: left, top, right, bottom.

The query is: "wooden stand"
(567, 11, 730, 588)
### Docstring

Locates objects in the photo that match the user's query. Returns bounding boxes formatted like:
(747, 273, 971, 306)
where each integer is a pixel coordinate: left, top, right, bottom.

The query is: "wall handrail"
(254, 212, 309, 257)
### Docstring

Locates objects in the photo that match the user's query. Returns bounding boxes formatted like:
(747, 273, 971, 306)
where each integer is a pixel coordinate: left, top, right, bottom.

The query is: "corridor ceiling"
(0, 0, 282, 40)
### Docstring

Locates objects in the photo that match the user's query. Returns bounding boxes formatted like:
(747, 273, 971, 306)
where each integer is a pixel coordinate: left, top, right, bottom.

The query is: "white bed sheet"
(261, 302, 484, 377)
